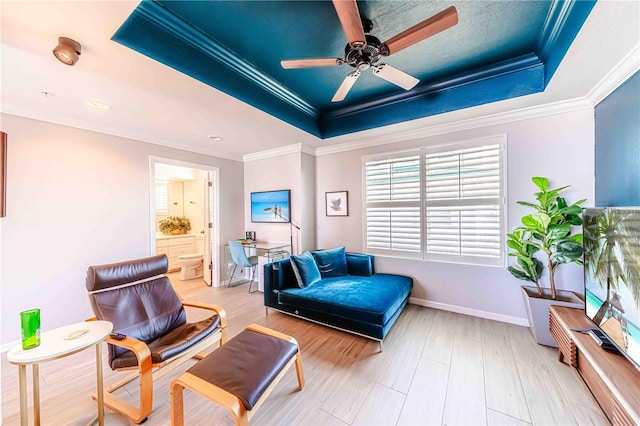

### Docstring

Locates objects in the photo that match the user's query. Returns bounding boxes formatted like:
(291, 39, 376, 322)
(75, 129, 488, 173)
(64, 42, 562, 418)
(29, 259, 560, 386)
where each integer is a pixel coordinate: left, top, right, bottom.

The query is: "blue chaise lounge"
(263, 247, 413, 346)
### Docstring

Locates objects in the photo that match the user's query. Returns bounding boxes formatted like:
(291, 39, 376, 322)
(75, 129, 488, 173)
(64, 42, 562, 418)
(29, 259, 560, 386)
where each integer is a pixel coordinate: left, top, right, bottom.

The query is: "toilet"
(177, 235, 205, 280)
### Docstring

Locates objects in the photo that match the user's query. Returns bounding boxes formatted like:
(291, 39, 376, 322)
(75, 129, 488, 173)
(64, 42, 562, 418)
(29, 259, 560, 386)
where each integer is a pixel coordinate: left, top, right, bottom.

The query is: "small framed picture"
(325, 191, 348, 216)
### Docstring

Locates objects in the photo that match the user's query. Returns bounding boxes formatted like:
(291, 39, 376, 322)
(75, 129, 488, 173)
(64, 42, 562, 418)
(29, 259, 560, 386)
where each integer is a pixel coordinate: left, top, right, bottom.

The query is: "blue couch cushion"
(346, 252, 374, 276)
(290, 251, 321, 288)
(278, 274, 413, 325)
(312, 247, 348, 278)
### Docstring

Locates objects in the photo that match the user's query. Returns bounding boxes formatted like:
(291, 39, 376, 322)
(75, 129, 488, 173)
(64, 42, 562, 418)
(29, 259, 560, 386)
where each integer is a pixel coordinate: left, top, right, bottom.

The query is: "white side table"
(7, 320, 113, 426)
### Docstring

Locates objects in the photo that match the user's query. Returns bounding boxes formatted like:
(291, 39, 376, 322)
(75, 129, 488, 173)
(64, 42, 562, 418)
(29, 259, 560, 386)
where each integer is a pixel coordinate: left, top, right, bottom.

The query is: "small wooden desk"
(7, 320, 113, 426)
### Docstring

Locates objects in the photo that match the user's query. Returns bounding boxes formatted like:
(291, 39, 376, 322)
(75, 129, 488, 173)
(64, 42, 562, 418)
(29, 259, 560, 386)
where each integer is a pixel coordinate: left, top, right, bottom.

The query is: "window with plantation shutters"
(425, 142, 503, 265)
(365, 153, 422, 257)
(155, 181, 169, 214)
(363, 137, 505, 266)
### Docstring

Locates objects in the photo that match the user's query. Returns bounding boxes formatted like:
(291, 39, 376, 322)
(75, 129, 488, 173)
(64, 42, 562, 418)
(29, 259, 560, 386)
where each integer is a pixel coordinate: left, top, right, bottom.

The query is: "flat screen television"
(583, 207, 640, 369)
(251, 189, 290, 223)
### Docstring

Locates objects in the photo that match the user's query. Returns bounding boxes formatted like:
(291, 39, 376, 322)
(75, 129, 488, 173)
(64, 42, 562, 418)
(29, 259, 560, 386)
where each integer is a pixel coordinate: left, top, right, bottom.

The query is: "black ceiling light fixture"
(52, 37, 81, 65)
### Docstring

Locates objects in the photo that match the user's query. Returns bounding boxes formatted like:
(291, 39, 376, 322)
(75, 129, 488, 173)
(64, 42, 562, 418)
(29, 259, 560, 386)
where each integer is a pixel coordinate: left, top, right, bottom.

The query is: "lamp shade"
(53, 37, 81, 65)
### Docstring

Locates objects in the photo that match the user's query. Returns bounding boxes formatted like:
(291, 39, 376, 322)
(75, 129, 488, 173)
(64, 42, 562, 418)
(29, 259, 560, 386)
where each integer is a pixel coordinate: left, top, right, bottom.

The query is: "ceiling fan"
(281, 0, 458, 102)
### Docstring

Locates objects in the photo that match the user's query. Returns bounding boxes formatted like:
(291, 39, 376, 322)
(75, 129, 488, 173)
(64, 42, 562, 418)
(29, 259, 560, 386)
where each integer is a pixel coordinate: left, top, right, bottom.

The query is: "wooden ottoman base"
(171, 324, 304, 425)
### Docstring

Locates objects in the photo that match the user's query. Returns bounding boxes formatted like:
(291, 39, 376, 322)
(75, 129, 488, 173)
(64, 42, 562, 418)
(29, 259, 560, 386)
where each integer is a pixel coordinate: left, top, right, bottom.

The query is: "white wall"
(0, 114, 244, 345)
(300, 152, 316, 253)
(315, 108, 596, 323)
(244, 152, 307, 252)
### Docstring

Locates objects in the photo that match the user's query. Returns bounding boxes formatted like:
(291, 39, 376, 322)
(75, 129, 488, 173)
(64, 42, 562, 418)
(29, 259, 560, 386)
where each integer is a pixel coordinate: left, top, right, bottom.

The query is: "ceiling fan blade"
(372, 64, 419, 90)
(332, 70, 360, 102)
(382, 6, 458, 56)
(332, 0, 366, 48)
(281, 58, 343, 69)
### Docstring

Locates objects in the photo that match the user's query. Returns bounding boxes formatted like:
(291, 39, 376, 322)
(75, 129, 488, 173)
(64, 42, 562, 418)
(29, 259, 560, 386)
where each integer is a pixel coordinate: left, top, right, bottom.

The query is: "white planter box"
(521, 285, 584, 347)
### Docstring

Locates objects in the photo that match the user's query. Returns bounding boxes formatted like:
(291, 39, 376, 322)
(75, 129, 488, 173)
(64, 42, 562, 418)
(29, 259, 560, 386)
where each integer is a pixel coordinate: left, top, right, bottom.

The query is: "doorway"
(149, 157, 220, 287)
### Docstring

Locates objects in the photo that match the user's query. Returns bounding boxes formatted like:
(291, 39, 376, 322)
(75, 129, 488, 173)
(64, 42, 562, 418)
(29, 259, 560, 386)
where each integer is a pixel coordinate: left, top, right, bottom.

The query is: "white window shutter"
(366, 207, 421, 252)
(365, 154, 421, 255)
(425, 144, 502, 262)
(155, 181, 169, 214)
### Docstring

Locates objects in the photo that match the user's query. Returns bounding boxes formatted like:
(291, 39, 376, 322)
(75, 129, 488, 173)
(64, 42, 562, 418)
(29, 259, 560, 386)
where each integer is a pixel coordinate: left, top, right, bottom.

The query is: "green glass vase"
(20, 309, 41, 350)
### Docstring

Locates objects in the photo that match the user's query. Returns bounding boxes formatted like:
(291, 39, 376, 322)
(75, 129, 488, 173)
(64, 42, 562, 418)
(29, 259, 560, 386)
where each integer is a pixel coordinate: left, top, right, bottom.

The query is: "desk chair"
(228, 241, 259, 293)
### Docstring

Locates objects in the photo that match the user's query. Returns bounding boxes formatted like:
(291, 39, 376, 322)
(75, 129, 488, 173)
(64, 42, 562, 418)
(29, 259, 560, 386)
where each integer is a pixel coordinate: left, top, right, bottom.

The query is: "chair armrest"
(105, 335, 153, 380)
(107, 335, 152, 359)
(181, 301, 228, 329)
(85, 317, 152, 370)
(106, 335, 153, 414)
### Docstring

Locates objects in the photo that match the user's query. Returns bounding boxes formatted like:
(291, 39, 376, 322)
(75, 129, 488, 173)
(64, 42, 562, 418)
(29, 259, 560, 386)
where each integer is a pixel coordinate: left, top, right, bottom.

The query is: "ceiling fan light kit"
(281, 0, 458, 102)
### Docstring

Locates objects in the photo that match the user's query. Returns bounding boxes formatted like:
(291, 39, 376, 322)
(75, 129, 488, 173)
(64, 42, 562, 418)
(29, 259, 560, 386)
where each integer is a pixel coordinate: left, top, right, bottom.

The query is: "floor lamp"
(288, 221, 301, 255)
(264, 207, 301, 255)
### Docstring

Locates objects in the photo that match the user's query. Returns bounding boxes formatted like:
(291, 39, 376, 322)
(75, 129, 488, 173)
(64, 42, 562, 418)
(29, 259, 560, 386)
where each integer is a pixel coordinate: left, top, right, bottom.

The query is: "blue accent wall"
(595, 71, 640, 206)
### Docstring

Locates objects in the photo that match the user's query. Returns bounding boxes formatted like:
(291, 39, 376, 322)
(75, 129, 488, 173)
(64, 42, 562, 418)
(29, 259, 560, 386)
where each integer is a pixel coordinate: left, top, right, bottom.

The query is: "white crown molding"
(315, 97, 593, 156)
(242, 93, 593, 160)
(586, 44, 640, 106)
(312, 42, 639, 158)
(243, 143, 309, 162)
(409, 297, 529, 327)
(300, 143, 316, 156)
(247, 44, 634, 161)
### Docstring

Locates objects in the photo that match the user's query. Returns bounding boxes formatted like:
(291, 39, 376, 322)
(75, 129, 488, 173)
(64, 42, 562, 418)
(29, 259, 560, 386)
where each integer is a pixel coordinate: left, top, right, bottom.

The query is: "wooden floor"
(2, 273, 606, 425)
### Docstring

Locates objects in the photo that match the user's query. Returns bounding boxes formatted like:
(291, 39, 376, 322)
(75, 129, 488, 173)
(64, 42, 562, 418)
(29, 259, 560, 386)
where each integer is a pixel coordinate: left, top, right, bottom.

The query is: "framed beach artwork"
(325, 191, 348, 216)
(251, 189, 291, 223)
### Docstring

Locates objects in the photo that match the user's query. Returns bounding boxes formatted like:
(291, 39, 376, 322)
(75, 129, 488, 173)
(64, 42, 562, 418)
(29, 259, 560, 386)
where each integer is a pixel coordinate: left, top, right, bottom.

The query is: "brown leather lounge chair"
(85, 254, 227, 423)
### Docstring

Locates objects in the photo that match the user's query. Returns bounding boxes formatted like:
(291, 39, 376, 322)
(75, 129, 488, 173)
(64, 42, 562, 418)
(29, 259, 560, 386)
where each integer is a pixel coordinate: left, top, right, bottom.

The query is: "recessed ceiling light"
(85, 100, 110, 110)
(208, 135, 223, 141)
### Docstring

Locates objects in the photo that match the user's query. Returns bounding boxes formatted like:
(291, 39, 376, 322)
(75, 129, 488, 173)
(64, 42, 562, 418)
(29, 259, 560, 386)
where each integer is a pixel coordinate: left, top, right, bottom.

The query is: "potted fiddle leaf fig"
(507, 177, 586, 346)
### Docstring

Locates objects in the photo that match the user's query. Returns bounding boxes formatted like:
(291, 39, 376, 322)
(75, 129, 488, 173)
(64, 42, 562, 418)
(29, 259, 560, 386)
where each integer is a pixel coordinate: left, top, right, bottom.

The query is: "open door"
(203, 171, 219, 286)
(151, 157, 219, 287)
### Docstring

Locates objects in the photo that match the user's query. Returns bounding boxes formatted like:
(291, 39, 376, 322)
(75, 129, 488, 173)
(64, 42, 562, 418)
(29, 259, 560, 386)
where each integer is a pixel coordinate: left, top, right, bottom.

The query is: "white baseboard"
(409, 297, 529, 327)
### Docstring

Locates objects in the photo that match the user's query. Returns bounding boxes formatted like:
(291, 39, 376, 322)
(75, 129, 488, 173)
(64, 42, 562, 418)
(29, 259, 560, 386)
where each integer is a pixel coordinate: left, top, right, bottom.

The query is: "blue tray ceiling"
(113, 0, 596, 138)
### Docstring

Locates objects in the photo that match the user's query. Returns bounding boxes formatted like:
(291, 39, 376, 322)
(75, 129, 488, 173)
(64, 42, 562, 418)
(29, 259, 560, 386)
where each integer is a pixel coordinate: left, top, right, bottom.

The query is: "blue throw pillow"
(290, 251, 321, 288)
(312, 246, 349, 278)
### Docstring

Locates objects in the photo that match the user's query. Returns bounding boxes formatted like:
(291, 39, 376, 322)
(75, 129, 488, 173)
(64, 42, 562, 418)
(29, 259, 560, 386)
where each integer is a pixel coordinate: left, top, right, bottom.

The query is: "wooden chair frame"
(89, 299, 227, 424)
(171, 324, 304, 426)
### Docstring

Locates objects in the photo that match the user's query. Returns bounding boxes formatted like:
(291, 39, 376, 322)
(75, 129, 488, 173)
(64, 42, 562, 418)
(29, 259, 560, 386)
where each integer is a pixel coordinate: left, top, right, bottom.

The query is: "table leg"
(96, 343, 104, 426)
(33, 364, 40, 426)
(18, 364, 28, 426)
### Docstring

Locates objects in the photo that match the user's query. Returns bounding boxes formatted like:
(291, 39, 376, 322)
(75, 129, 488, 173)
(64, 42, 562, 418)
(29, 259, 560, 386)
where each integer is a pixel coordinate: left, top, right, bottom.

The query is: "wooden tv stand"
(549, 306, 640, 425)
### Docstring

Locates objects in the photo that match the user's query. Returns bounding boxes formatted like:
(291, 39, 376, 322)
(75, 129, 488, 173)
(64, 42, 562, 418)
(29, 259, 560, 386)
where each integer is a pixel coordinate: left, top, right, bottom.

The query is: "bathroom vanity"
(156, 234, 198, 271)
